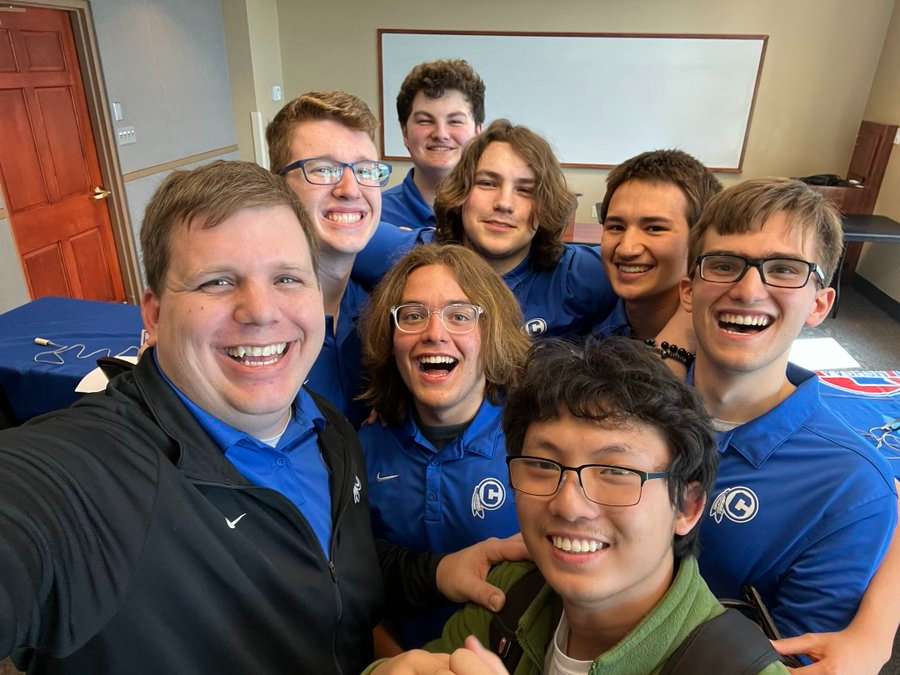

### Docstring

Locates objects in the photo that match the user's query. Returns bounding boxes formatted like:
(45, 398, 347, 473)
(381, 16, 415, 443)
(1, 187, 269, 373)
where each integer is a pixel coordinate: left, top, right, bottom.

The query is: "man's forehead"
(288, 119, 377, 160)
(699, 213, 817, 258)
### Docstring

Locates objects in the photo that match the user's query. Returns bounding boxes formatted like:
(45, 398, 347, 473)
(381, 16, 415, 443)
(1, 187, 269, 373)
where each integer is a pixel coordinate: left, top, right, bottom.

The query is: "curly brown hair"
(266, 91, 378, 175)
(396, 59, 485, 127)
(359, 244, 531, 426)
(434, 120, 574, 270)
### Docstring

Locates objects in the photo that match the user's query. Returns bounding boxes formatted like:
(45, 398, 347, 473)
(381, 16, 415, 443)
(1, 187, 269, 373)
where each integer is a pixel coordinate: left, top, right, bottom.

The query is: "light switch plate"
(117, 126, 136, 145)
(272, 85, 283, 102)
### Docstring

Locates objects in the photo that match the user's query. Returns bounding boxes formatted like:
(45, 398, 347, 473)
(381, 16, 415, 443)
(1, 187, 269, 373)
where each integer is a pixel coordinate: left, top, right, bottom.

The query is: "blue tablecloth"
(0, 297, 143, 423)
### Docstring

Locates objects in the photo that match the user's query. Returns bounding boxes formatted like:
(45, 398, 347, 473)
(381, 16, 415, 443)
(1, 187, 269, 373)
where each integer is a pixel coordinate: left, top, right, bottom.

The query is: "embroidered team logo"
(709, 486, 759, 524)
(471, 477, 506, 519)
(353, 475, 361, 504)
(524, 318, 548, 337)
(817, 370, 900, 398)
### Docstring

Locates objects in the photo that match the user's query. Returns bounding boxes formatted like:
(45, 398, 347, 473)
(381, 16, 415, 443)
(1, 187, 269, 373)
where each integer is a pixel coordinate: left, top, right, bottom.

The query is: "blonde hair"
(266, 90, 379, 174)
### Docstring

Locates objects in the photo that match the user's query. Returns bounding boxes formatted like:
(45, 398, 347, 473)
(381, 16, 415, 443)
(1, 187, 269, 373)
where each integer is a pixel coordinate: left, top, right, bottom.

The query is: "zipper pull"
(328, 559, 336, 582)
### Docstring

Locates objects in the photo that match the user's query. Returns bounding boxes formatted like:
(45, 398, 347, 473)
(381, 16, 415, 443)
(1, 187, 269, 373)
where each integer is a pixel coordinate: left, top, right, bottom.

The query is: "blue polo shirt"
(360, 398, 519, 646)
(157, 358, 333, 557)
(352, 223, 617, 339)
(381, 169, 436, 230)
(305, 278, 369, 428)
(696, 363, 896, 638)
(591, 297, 632, 338)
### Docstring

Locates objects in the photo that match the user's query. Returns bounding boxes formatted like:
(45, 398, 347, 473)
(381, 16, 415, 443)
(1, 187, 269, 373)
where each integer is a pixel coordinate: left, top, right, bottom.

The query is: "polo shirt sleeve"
(351, 222, 424, 290)
(562, 245, 618, 333)
(770, 490, 896, 637)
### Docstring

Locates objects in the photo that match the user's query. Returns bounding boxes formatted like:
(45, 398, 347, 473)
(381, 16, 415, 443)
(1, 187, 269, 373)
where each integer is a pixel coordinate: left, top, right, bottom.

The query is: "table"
(0, 297, 143, 424)
(562, 221, 602, 245)
(832, 214, 900, 317)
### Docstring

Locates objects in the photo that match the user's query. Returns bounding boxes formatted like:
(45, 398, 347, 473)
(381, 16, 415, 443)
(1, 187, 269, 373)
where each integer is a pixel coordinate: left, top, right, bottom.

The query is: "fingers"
(370, 650, 451, 675)
(481, 534, 530, 564)
(446, 637, 509, 675)
(771, 633, 820, 658)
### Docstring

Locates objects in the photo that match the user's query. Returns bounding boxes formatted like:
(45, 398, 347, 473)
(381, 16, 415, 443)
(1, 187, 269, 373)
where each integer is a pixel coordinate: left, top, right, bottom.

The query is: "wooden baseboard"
(852, 275, 900, 323)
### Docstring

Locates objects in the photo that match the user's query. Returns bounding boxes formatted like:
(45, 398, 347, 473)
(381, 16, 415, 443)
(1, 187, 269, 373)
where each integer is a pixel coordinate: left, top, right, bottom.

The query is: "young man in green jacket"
(366, 337, 787, 675)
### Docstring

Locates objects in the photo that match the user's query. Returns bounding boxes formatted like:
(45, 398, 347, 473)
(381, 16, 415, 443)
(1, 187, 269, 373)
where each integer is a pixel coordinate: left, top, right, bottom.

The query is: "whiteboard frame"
(377, 29, 768, 172)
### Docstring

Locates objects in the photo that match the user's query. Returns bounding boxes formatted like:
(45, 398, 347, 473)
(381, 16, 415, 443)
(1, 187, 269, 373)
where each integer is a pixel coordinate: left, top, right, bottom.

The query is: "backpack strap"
(489, 565, 545, 673)
(660, 608, 781, 675)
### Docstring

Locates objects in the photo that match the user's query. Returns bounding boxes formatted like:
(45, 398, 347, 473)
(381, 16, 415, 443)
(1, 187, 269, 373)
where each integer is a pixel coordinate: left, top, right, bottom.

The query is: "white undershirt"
(543, 612, 593, 675)
(711, 417, 741, 432)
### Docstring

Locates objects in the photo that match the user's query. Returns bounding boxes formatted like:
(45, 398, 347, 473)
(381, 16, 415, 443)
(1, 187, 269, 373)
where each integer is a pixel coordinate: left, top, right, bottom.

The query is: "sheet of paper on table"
(75, 356, 139, 393)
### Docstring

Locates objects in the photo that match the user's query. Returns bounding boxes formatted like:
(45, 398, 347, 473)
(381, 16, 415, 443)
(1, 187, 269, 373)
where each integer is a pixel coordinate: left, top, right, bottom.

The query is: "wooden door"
(0, 6, 124, 301)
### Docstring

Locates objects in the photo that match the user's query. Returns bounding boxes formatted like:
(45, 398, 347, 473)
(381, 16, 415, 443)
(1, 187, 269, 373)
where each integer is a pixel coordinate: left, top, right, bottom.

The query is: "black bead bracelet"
(643, 338, 695, 368)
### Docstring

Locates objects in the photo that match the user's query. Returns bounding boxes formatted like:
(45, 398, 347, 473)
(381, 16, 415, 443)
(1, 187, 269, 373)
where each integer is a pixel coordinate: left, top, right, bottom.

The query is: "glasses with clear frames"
(390, 303, 484, 334)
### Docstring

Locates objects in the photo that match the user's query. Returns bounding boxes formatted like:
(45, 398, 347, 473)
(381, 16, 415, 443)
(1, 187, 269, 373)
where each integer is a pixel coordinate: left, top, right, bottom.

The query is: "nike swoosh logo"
(225, 513, 247, 529)
(375, 472, 399, 482)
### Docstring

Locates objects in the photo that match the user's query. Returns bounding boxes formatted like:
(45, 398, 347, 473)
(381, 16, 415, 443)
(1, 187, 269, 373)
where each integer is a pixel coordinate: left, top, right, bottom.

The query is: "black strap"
(659, 608, 781, 675)
(489, 565, 545, 672)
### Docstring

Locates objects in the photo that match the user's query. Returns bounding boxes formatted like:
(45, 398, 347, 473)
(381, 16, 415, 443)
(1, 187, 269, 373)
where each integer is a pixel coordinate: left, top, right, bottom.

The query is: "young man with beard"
(384, 59, 485, 230)
(0, 161, 526, 675)
(680, 178, 897, 648)
(267, 91, 390, 426)
(364, 338, 787, 675)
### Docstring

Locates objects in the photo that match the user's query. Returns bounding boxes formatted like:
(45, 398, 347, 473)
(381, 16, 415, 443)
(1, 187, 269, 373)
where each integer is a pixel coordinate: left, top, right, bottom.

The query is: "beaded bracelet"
(643, 338, 695, 368)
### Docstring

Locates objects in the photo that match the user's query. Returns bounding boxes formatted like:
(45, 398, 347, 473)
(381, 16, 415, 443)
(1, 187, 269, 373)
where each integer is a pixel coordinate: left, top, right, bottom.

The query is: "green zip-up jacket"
(366, 556, 788, 675)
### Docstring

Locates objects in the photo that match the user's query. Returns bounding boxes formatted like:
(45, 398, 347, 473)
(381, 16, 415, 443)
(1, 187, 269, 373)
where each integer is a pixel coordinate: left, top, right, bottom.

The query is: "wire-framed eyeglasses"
(278, 157, 392, 187)
(696, 254, 826, 289)
(390, 303, 484, 334)
(506, 456, 669, 507)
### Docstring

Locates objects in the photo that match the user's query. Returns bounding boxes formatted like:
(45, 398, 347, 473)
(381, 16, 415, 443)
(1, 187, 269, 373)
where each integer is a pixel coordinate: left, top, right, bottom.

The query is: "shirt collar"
(714, 363, 820, 467)
(402, 398, 505, 457)
(153, 353, 324, 453)
(502, 254, 534, 288)
(402, 169, 437, 227)
(592, 298, 632, 338)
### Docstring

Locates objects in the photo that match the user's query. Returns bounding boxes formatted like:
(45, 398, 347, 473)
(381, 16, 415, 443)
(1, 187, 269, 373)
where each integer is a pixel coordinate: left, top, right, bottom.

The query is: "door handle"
(92, 186, 112, 200)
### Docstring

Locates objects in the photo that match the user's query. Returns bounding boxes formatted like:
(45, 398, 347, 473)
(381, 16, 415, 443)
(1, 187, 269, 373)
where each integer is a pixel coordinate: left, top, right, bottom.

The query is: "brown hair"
(601, 149, 722, 227)
(360, 244, 531, 426)
(140, 160, 317, 294)
(266, 90, 379, 174)
(396, 59, 486, 127)
(434, 119, 574, 270)
(688, 177, 844, 284)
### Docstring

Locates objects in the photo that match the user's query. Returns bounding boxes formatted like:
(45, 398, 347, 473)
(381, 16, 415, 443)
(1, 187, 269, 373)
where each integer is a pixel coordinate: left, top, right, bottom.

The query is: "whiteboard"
(378, 31, 767, 171)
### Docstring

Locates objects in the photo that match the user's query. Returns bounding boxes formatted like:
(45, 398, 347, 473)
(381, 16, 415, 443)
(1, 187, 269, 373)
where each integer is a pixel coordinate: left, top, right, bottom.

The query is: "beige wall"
(858, 0, 900, 303)
(223, 0, 284, 165)
(275, 0, 893, 222)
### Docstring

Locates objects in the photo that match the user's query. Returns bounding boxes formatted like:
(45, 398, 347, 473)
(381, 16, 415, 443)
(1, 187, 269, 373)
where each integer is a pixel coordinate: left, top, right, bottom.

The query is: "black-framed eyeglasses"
(506, 456, 669, 507)
(278, 157, 392, 187)
(695, 254, 826, 289)
(390, 303, 484, 334)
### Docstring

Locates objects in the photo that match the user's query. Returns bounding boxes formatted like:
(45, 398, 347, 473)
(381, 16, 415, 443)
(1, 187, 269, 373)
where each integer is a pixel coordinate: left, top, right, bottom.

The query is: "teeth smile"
(325, 212, 364, 224)
(551, 536, 607, 553)
(226, 342, 288, 366)
(618, 264, 652, 273)
(718, 313, 771, 327)
(418, 355, 457, 364)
